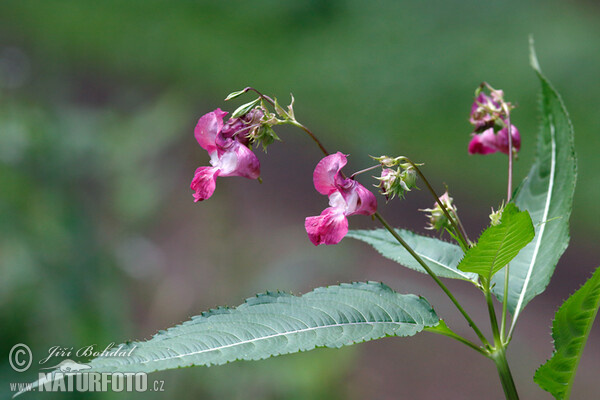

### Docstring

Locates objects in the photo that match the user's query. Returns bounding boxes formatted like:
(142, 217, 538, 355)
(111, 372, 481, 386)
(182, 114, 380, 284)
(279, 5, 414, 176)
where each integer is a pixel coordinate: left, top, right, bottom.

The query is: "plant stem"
(374, 212, 489, 347)
(486, 282, 519, 399)
(501, 106, 513, 342)
(288, 120, 329, 157)
(402, 159, 471, 248)
(491, 348, 520, 400)
(485, 287, 502, 345)
(500, 263, 510, 342)
(505, 107, 514, 203)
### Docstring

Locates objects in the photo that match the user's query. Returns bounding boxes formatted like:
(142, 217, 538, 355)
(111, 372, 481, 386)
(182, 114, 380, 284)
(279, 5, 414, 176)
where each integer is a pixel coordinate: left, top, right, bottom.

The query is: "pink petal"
(313, 152, 347, 195)
(495, 125, 521, 154)
(348, 182, 378, 216)
(217, 141, 260, 179)
(194, 109, 228, 153)
(190, 166, 219, 202)
(468, 128, 498, 155)
(305, 207, 349, 246)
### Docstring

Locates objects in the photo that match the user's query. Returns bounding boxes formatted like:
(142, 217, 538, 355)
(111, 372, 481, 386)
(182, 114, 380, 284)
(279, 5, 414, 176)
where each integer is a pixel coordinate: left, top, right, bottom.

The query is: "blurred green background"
(1, 1, 598, 399)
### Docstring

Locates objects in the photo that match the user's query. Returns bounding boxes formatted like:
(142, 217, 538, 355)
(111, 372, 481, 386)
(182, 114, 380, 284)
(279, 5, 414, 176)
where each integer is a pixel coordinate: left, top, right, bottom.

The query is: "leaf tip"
(529, 35, 542, 74)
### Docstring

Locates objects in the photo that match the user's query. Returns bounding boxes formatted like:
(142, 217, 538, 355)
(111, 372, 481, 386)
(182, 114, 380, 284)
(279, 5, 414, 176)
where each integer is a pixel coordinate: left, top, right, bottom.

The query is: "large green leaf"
(18, 282, 438, 396)
(534, 267, 600, 400)
(347, 229, 476, 282)
(457, 203, 534, 282)
(492, 41, 577, 333)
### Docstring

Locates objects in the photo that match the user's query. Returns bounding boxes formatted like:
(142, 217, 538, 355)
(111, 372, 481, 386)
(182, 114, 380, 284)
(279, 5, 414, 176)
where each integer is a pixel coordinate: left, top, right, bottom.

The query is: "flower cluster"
(191, 109, 261, 202)
(374, 162, 417, 201)
(305, 153, 377, 246)
(468, 87, 520, 156)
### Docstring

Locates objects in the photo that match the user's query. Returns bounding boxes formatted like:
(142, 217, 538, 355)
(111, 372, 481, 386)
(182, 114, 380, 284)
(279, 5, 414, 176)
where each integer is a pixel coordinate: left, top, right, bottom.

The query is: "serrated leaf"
(224, 88, 249, 101)
(231, 98, 260, 118)
(457, 203, 534, 282)
(534, 267, 600, 400)
(18, 282, 439, 396)
(492, 40, 577, 332)
(347, 229, 477, 282)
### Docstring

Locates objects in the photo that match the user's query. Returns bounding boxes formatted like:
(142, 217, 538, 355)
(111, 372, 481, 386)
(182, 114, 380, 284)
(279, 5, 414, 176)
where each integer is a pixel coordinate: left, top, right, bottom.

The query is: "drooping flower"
(191, 108, 260, 202)
(305, 152, 377, 246)
(467, 85, 520, 156)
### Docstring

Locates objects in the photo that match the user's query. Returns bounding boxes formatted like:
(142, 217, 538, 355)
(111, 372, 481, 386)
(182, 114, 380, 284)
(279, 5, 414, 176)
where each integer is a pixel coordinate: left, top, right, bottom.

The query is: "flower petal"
(495, 124, 521, 154)
(348, 182, 378, 216)
(468, 128, 498, 155)
(313, 152, 347, 195)
(305, 207, 348, 246)
(190, 166, 219, 202)
(194, 109, 228, 153)
(217, 141, 260, 179)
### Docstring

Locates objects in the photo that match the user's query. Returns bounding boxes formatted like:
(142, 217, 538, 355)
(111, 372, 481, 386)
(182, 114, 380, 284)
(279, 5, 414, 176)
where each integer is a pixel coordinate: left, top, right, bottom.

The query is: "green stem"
(486, 282, 519, 399)
(501, 106, 514, 343)
(374, 212, 489, 347)
(485, 286, 502, 345)
(500, 263, 510, 342)
(491, 348, 520, 400)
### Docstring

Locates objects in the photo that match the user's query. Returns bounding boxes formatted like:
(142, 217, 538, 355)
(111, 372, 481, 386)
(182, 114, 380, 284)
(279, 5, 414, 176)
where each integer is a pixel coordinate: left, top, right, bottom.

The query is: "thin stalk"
(500, 263, 510, 342)
(402, 159, 471, 248)
(501, 106, 513, 342)
(505, 107, 514, 202)
(288, 120, 329, 157)
(485, 286, 502, 345)
(424, 325, 489, 357)
(374, 212, 489, 347)
(350, 164, 380, 179)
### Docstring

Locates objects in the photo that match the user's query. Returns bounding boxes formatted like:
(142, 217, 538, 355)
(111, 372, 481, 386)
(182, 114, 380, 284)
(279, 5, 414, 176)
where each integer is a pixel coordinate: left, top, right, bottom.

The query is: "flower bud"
(489, 203, 505, 226)
(420, 191, 457, 232)
(375, 164, 418, 201)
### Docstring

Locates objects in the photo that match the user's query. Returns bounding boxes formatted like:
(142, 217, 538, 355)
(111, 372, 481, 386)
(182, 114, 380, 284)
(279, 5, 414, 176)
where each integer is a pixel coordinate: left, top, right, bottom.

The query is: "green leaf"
(457, 203, 534, 282)
(19, 282, 438, 395)
(231, 97, 260, 118)
(534, 267, 600, 400)
(347, 229, 477, 282)
(224, 88, 249, 101)
(491, 40, 577, 331)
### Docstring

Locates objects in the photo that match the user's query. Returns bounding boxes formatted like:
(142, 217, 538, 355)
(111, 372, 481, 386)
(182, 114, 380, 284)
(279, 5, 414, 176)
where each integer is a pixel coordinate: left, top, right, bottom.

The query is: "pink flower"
(468, 123, 520, 155)
(191, 109, 260, 202)
(305, 152, 377, 246)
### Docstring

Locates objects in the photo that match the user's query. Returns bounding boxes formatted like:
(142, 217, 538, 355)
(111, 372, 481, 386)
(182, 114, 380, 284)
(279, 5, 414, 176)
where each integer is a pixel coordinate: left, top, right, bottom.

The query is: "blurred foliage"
(1, 0, 598, 398)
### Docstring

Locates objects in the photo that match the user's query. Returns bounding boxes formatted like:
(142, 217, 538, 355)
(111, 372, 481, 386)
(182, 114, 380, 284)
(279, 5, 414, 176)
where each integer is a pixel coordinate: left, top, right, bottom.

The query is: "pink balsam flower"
(468, 124, 520, 155)
(305, 152, 377, 246)
(191, 108, 260, 202)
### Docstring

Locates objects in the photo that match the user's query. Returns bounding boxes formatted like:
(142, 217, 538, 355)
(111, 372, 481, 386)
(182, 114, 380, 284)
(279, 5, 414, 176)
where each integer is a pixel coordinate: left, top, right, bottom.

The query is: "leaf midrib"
(132, 320, 421, 366)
